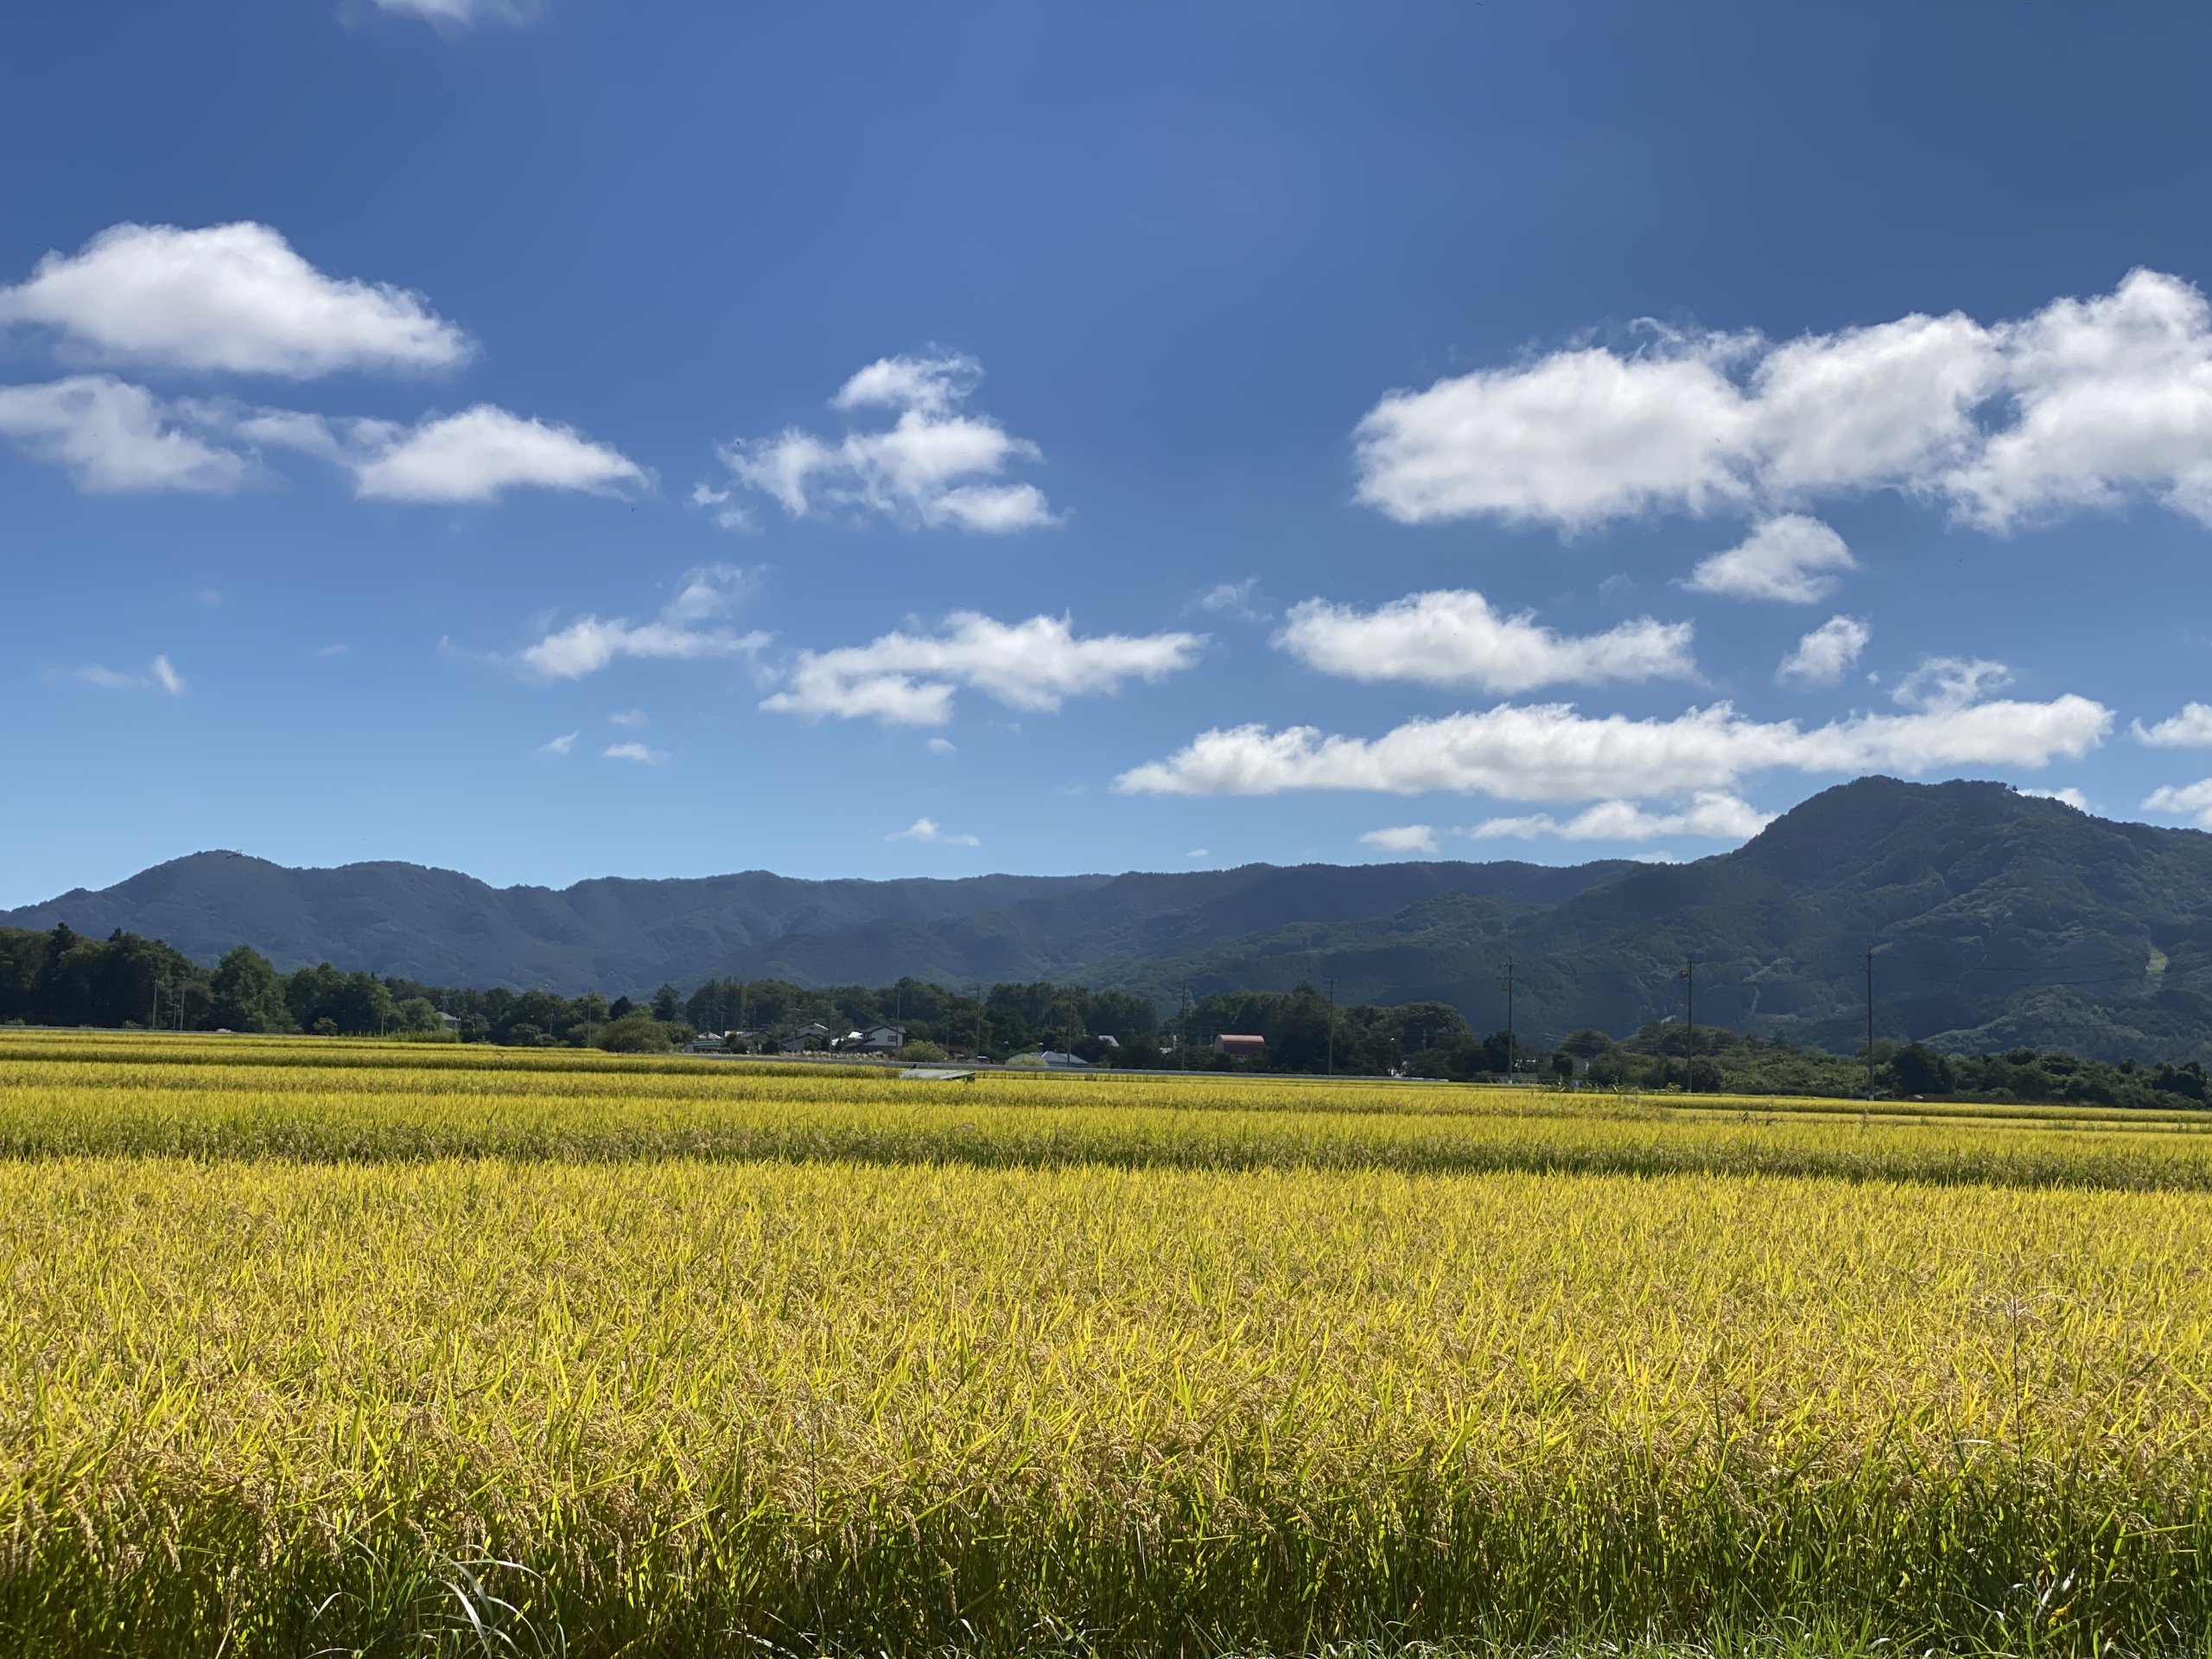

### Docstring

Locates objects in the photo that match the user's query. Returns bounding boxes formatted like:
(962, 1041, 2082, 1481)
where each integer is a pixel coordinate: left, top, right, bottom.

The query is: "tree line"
(3, 924, 2207, 1108)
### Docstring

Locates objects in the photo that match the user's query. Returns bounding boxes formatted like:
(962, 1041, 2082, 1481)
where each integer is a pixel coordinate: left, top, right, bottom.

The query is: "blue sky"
(10, 0, 2212, 906)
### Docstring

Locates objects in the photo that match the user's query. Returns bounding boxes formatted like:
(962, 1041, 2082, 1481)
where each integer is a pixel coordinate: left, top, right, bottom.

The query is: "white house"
(840, 1023, 907, 1055)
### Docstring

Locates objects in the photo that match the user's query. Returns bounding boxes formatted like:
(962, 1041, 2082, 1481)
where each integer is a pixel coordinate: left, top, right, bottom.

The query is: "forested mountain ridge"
(12, 777, 2212, 1058)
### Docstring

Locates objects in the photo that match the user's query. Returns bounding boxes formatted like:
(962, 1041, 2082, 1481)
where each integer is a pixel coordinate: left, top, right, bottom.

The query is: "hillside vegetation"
(11, 778, 2212, 1059)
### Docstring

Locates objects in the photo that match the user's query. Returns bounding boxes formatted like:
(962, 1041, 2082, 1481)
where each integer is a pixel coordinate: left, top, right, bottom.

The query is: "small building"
(789, 1021, 832, 1051)
(1212, 1033, 1267, 1058)
(724, 1028, 760, 1054)
(1034, 1049, 1091, 1070)
(840, 1023, 907, 1055)
(1096, 1034, 1121, 1051)
(437, 1012, 461, 1033)
(683, 1032, 727, 1054)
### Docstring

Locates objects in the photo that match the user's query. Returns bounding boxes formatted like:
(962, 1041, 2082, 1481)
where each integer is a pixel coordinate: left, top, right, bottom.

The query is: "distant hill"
(12, 777, 2212, 1059)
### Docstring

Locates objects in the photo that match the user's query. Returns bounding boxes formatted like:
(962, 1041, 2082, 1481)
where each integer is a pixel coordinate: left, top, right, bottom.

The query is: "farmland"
(3, 1033, 2212, 1656)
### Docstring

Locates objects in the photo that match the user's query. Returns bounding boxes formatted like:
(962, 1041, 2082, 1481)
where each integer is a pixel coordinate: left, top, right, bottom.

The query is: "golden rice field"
(4, 1032, 2212, 1656)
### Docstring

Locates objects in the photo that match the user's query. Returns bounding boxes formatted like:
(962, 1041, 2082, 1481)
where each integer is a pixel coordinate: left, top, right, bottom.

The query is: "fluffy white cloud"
(1359, 824, 1439, 854)
(537, 731, 578, 756)
(1115, 693, 2111, 801)
(888, 817, 980, 847)
(716, 353, 1057, 532)
(71, 654, 187, 696)
(603, 741, 670, 765)
(341, 406, 644, 503)
(0, 222, 469, 378)
(762, 612, 1205, 727)
(2133, 702, 2212, 747)
(0, 377, 251, 493)
(1948, 273, 2212, 530)
(926, 736, 957, 756)
(1469, 791, 1773, 843)
(0, 379, 640, 505)
(1354, 340, 1756, 530)
(1891, 656, 2012, 714)
(1683, 515, 1858, 603)
(1352, 270, 2212, 536)
(2143, 779, 2212, 827)
(1275, 589, 1694, 694)
(608, 709, 648, 728)
(517, 565, 767, 681)
(2018, 785, 2090, 810)
(1777, 615, 1872, 687)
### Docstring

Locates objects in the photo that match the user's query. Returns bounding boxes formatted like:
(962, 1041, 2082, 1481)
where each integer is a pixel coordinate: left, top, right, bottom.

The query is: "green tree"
(392, 996, 442, 1033)
(598, 1013, 674, 1052)
(209, 946, 292, 1033)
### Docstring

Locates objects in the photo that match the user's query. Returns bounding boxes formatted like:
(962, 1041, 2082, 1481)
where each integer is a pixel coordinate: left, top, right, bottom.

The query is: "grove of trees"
(5, 924, 2209, 1109)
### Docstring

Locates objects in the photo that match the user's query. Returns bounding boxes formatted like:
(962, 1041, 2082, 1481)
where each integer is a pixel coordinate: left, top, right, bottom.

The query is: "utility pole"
(1866, 947, 1876, 1102)
(1499, 959, 1516, 1085)
(1678, 958, 1695, 1096)
(1325, 976, 1337, 1077)
(1181, 982, 1192, 1072)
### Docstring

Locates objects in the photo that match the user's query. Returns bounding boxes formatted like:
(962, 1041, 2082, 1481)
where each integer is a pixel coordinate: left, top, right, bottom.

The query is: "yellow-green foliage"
(3, 1032, 2212, 1656)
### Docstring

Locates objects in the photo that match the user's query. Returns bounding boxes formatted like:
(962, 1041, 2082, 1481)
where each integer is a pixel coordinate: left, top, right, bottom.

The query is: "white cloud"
(2018, 785, 2089, 810)
(1777, 615, 1872, 687)
(716, 352, 1057, 532)
(342, 406, 644, 503)
(1275, 589, 1695, 694)
(762, 612, 1205, 727)
(1351, 270, 2212, 537)
(1185, 848, 1211, 859)
(1469, 791, 1773, 843)
(1196, 578, 1268, 621)
(0, 222, 469, 378)
(537, 731, 578, 756)
(608, 709, 648, 728)
(1360, 824, 1439, 854)
(1891, 655, 2012, 713)
(926, 736, 957, 756)
(888, 816, 980, 847)
(70, 655, 187, 696)
(315, 644, 348, 658)
(1683, 515, 1858, 603)
(2144, 779, 2212, 827)
(1115, 693, 2111, 802)
(1354, 337, 1757, 530)
(516, 565, 767, 682)
(689, 480, 755, 532)
(372, 0, 536, 24)
(2133, 702, 2212, 747)
(603, 741, 669, 766)
(0, 381, 640, 505)
(1632, 850, 1681, 864)
(0, 377, 251, 493)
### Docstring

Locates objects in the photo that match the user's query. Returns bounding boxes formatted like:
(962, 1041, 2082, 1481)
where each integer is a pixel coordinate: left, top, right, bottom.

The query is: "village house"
(838, 1023, 907, 1055)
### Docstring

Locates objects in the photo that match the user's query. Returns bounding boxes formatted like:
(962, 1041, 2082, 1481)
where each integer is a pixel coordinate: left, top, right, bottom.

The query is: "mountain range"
(11, 777, 2211, 1060)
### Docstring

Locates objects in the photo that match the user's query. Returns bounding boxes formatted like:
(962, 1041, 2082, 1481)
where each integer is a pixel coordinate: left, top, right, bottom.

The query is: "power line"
(1865, 945, 1876, 1102)
(1498, 958, 1515, 1084)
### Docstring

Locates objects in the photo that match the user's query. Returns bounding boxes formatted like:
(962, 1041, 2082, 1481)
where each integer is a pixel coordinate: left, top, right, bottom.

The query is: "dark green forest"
(16, 779, 2212, 1064)
(8, 922, 2208, 1111)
